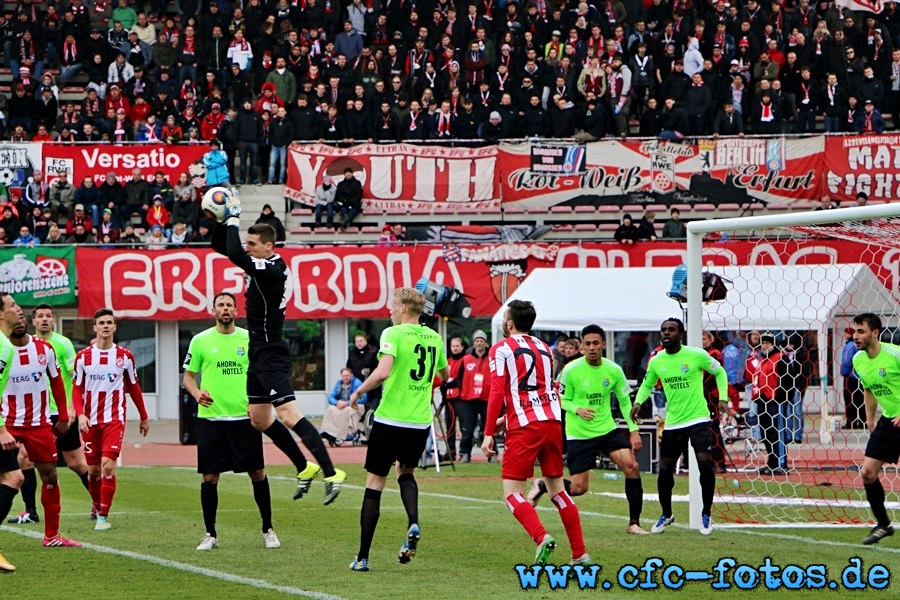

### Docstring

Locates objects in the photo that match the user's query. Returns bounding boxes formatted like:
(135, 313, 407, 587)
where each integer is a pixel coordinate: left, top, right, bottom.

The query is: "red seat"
(550, 205, 573, 214)
(574, 205, 596, 213)
(291, 226, 312, 234)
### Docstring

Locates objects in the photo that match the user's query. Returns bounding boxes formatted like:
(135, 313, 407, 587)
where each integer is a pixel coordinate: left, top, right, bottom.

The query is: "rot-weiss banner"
(822, 134, 900, 202)
(284, 142, 500, 210)
(500, 137, 822, 206)
(75, 240, 900, 320)
(42, 143, 210, 184)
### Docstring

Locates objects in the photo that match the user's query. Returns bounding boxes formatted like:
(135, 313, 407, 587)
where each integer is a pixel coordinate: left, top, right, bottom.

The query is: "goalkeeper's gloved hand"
(224, 188, 242, 225)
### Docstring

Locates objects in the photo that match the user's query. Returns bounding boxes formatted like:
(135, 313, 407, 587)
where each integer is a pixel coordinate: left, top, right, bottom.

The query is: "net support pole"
(686, 229, 704, 531)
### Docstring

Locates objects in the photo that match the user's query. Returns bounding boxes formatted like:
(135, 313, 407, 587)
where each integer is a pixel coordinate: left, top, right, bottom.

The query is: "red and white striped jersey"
(73, 344, 138, 425)
(2, 336, 60, 428)
(485, 334, 561, 435)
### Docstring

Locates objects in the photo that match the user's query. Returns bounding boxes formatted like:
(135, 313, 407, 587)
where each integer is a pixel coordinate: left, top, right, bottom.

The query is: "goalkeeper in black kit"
(212, 188, 347, 504)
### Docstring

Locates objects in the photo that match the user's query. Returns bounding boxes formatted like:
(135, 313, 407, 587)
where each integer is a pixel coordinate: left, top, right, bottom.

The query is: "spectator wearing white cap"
(457, 330, 491, 463)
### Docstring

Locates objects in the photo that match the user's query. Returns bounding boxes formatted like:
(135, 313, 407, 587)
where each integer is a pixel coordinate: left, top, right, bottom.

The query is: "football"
(201, 186, 231, 222)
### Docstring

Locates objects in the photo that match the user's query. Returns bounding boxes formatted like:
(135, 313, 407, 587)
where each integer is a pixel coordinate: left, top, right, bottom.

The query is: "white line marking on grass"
(0, 526, 346, 599)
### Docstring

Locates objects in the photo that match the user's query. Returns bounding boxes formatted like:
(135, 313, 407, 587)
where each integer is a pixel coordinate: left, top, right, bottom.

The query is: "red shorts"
(7, 424, 58, 464)
(501, 420, 564, 481)
(84, 421, 125, 465)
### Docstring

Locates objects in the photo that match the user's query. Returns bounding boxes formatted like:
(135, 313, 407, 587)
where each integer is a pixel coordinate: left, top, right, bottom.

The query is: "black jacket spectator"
(639, 105, 663, 136)
(255, 204, 286, 242)
(269, 114, 295, 147)
(713, 107, 744, 135)
(289, 101, 324, 141)
(235, 106, 263, 144)
(614, 214, 640, 244)
(334, 175, 363, 215)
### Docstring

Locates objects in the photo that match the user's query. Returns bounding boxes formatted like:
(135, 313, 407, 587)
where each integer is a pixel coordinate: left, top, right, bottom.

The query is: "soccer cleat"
(526, 479, 547, 507)
(264, 529, 281, 549)
(94, 515, 111, 531)
(293, 463, 322, 500)
(398, 523, 420, 564)
(0, 552, 15, 572)
(42, 534, 83, 547)
(349, 557, 369, 572)
(863, 525, 894, 546)
(570, 553, 593, 566)
(627, 523, 651, 535)
(651, 515, 674, 534)
(196, 534, 219, 551)
(700, 514, 713, 536)
(323, 468, 347, 505)
(8, 510, 39, 524)
(90, 505, 98, 520)
(534, 534, 556, 566)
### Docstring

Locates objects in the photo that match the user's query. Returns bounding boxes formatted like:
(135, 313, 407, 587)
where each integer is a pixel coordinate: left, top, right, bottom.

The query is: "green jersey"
(635, 345, 727, 430)
(376, 323, 448, 428)
(43, 332, 76, 414)
(183, 327, 251, 420)
(852, 342, 900, 419)
(0, 333, 13, 427)
(560, 356, 637, 440)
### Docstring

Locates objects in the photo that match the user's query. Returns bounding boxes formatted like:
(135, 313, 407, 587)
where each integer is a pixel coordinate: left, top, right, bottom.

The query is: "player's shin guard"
(0, 484, 19, 522)
(551, 491, 586, 559)
(41, 483, 61, 538)
(865, 479, 891, 528)
(398, 473, 418, 528)
(201, 481, 218, 538)
(293, 418, 336, 478)
(88, 476, 101, 511)
(21, 468, 37, 513)
(698, 459, 716, 515)
(358, 488, 382, 561)
(505, 492, 548, 545)
(657, 467, 675, 517)
(625, 477, 643, 524)
(252, 477, 273, 533)
(263, 421, 308, 472)
(99, 475, 116, 517)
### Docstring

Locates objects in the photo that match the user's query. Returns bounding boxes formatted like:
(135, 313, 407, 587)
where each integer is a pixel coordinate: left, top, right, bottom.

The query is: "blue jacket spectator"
(203, 141, 230, 187)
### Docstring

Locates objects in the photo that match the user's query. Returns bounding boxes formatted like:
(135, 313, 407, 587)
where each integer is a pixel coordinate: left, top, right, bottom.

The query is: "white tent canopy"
(491, 264, 897, 340)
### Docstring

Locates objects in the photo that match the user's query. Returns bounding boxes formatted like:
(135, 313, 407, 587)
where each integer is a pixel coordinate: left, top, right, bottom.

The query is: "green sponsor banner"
(0, 246, 76, 306)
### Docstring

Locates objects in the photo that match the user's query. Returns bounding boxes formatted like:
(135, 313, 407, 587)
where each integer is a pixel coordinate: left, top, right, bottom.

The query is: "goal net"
(684, 204, 900, 528)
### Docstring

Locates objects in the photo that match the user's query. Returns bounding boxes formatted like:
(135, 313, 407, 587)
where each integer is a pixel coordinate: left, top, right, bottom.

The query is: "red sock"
(88, 476, 101, 511)
(506, 492, 547, 544)
(100, 475, 117, 517)
(41, 483, 61, 539)
(551, 491, 586, 559)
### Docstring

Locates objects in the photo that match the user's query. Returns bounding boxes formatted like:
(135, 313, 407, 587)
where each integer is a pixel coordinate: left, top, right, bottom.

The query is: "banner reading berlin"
(42, 143, 210, 185)
(0, 246, 76, 306)
(284, 142, 501, 210)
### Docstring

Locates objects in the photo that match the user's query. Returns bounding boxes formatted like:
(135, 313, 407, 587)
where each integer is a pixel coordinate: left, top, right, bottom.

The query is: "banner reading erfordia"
(0, 246, 76, 306)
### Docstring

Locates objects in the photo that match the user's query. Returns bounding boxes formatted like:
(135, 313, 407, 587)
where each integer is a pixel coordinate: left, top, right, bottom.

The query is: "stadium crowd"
(0, 0, 897, 150)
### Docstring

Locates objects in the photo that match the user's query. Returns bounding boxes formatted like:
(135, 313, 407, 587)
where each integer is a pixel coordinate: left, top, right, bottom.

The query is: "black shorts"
(567, 428, 632, 475)
(364, 421, 430, 478)
(659, 421, 716, 461)
(0, 448, 18, 473)
(197, 419, 265, 475)
(865, 416, 900, 464)
(50, 414, 83, 454)
(247, 343, 295, 407)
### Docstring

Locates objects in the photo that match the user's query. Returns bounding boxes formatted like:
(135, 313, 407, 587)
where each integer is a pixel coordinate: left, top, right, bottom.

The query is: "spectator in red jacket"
(443, 336, 467, 461)
(458, 330, 491, 463)
(145, 194, 171, 233)
(200, 103, 226, 140)
(65, 204, 94, 236)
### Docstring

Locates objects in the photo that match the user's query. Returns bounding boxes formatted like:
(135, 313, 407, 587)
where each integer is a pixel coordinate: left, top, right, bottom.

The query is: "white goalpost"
(684, 203, 900, 530)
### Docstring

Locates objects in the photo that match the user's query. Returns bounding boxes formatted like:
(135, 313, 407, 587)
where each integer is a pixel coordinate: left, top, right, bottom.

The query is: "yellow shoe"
(294, 463, 321, 500)
(0, 551, 15, 572)
(323, 468, 347, 505)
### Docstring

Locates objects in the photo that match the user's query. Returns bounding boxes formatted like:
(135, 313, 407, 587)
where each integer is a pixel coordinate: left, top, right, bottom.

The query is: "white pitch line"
(0, 526, 346, 600)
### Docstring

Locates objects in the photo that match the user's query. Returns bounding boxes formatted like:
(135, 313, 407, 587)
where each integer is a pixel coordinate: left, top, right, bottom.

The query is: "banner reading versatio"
(284, 142, 501, 210)
(42, 143, 210, 185)
(0, 246, 76, 306)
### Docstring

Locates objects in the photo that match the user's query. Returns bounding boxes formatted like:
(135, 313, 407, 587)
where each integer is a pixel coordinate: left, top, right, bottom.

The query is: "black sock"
(865, 480, 891, 528)
(398, 473, 418, 528)
(21, 467, 37, 513)
(625, 477, 643, 524)
(564, 479, 572, 496)
(293, 418, 336, 477)
(252, 477, 273, 533)
(263, 421, 308, 472)
(0, 484, 19, 522)
(698, 459, 716, 516)
(200, 481, 218, 538)
(658, 469, 675, 517)
(78, 471, 90, 492)
(357, 488, 382, 560)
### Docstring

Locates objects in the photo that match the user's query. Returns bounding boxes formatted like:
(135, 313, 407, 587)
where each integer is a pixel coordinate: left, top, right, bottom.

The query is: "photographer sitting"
(321, 368, 367, 446)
